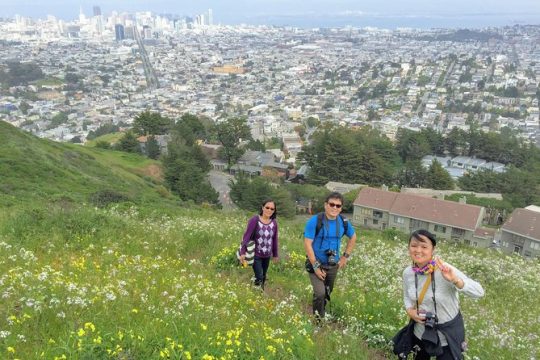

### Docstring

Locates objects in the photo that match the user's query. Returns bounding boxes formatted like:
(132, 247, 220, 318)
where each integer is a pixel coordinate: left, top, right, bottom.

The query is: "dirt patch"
(138, 164, 163, 181)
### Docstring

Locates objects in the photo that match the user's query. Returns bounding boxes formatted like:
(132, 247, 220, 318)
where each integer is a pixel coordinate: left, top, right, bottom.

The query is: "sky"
(1, 0, 540, 28)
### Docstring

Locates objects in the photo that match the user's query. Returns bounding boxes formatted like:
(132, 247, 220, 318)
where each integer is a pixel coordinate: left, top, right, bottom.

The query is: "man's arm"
(304, 237, 317, 265)
(304, 237, 326, 280)
(338, 233, 357, 269)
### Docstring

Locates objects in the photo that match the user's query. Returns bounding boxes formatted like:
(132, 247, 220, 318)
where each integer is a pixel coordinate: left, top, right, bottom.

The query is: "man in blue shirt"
(304, 192, 357, 320)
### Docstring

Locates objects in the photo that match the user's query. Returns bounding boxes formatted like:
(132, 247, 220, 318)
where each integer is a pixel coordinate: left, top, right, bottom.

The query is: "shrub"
(89, 189, 129, 208)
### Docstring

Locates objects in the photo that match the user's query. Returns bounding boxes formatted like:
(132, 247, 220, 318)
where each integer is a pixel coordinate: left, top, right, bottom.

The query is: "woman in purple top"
(239, 199, 279, 289)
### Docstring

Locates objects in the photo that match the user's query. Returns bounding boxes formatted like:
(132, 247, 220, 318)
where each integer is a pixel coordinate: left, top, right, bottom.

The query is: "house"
(137, 134, 171, 155)
(500, 208, 540, 258)
(324, 181, 365, 195)
(353, 187, 491, 247)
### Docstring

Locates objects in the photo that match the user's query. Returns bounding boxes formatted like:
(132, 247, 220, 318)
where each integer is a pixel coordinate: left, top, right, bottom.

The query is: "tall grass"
(1, 204, 539, 359)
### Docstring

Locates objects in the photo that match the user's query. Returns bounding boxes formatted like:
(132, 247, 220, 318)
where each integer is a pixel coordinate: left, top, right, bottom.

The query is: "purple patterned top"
(239, 215, 279, 258)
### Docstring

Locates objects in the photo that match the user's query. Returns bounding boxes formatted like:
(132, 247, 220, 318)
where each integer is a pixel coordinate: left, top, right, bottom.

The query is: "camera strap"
(415, 270, 437, 310)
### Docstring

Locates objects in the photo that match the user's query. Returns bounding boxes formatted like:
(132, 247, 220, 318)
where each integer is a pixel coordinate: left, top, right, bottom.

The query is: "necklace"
(412, 259, 437, 275)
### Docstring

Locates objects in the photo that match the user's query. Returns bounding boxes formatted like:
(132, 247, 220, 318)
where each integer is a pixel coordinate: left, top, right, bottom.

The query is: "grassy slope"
(0, 121, 170, 208)
(0, 122, 539, 359)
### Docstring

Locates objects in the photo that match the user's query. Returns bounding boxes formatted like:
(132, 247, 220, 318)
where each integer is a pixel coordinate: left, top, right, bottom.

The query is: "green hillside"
(0, 121, 171, 208)
(0, 122, 539, 359)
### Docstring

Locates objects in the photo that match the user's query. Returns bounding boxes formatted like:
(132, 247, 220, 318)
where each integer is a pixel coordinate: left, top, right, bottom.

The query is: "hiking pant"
(253, 256, 270, 288)
(308, 264, 338, 319)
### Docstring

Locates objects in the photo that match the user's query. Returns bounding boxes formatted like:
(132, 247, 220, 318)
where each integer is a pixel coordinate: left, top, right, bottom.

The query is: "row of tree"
(300, 124, 540, 208)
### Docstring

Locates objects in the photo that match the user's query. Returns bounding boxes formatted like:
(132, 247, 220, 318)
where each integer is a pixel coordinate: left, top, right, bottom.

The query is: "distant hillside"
(0, 121, 173, 207)
(418, 29, 503, 42)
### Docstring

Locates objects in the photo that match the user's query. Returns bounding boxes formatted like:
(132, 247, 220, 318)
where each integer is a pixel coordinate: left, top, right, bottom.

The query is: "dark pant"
(252, 256, 270, 288)
(412, 336, 454, 360)
(308, 264, 338, 319)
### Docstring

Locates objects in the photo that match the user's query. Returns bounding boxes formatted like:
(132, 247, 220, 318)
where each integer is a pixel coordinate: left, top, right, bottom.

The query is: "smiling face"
(324, 197, 343, 220)
(261, 201, 275, 218)
(408, 234, 435, 267)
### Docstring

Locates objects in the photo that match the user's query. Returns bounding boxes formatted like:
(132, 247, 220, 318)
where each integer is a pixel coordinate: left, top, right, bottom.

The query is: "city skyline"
(1, 0, 540, 29)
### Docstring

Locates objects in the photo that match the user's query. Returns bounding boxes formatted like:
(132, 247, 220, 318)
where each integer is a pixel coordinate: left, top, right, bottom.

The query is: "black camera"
(325, 249, 337, 266)
(424, 312, 438, 328)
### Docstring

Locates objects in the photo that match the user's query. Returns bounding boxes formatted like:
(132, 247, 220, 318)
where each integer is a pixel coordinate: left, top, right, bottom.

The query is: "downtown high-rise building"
(93, 6, 101, 17)
(115, 24, 125, 41)
(208, 9, 213, 26)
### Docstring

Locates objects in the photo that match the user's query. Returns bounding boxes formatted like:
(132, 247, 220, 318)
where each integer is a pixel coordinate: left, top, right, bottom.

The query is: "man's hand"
(272, 257, 279, 264)
(338, 256, 348, 269)
(314, 267, 326, 280)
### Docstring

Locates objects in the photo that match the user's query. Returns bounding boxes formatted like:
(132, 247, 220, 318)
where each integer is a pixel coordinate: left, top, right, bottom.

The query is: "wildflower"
(77, 328, 85, 337)
(200, 323, 208, 331)
(7, 347, 15, 353)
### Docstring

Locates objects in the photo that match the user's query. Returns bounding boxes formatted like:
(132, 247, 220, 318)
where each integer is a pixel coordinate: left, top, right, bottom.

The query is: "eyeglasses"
(264, 206, 275, 211)
(327, 202, 342, 209)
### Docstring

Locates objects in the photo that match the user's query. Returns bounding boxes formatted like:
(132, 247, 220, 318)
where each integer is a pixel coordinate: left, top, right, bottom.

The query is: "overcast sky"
(1, 0, 540, 28)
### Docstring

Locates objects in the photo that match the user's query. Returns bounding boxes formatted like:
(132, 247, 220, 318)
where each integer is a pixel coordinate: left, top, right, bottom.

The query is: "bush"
(89, 189, 130, 208)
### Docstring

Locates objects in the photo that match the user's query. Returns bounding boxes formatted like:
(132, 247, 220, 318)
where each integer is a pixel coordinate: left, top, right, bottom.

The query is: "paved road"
(208, 170, 236, 209)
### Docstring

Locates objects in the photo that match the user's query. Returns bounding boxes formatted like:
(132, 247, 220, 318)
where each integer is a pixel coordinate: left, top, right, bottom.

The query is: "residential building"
(353, 187, 491, 247)
(500, 208, 540, 258)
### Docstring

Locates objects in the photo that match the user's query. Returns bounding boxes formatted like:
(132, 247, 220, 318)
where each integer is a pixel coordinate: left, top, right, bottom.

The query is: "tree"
(213, 117, 252, 170)
(396, 160, 428, 188)
(426, 160, 454, 190)
(132, 111, 172, 136)
(306, 116, 319, 128)
(173, 113, 207, 146)
(146, 136, 160, 159)
(19, 101, 31, 115)
(395, 128, 430, 162)
(229, 175, 295, 218)
(445, 127, 468, 156)
(116, 131, 141, 153)
(163, 140, 218, 204)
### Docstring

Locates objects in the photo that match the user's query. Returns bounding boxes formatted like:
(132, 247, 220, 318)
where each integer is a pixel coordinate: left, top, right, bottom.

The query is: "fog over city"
(1, 0, 540, 28)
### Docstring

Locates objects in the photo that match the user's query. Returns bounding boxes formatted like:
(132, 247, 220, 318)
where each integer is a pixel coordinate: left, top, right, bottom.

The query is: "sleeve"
(403, 268, 415, 310)
(304, 215, 317, 241)
(452, 266, 485, 299)
(272, 220, 279, 257)
(239, 216, 257, 256)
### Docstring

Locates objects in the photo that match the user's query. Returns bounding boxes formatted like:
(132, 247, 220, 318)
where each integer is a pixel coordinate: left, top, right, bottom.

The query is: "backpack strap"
(315, 213, 348, 238)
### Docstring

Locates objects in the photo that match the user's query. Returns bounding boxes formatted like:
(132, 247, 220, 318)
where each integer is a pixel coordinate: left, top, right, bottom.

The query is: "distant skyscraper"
(93, 6, 101, 17)
(208, 9, 213, 26)
(142, 25, 152, 39)
(115, 24, 125, 41)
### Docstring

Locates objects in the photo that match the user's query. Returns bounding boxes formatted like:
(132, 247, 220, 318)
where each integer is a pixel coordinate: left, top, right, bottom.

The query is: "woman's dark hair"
(409, 229, 436, 246)
(259, 198, 277, 219)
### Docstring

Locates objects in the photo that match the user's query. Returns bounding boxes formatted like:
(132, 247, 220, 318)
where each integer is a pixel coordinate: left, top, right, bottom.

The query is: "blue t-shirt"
(304, 214, 355, 265)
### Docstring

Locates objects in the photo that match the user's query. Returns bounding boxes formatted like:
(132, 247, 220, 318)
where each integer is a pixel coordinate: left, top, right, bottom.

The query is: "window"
(451, 228, 465, 237)
(363, 219, 368, 226)
(434, 225, 446, 233)
(373, 219, 379, 225)
(464, 239, 471, 246)
(531, 242, 540, 250)
(373, 210, 383, 219)
(473, 242, 478, 247)
(410, 219, 429, 231)
(393, 215, 405, 224)
(361, 208, 371, 216)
